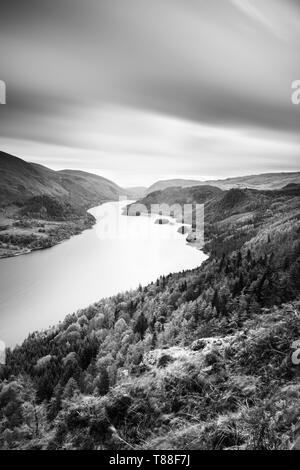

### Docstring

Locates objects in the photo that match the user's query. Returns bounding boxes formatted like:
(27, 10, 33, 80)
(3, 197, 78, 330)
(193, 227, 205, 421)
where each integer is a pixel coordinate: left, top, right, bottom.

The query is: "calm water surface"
(0, 201, 206, 347)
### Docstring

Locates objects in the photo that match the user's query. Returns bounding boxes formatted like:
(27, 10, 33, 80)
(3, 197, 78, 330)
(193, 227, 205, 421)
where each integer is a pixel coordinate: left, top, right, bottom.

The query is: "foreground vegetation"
(0, 184, 300, 450)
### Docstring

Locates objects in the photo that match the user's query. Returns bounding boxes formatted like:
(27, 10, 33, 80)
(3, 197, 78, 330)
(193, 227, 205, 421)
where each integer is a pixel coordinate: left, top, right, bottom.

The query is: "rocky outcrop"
(154, 218, 170, 225)
(177, 225, 189, 234)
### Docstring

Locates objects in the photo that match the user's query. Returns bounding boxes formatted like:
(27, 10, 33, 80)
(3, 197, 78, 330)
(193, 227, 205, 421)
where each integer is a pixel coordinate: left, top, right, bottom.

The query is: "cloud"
(0, 105, 299, 186)
(0, 0, 299, 185)
(230, 0, 284, 38)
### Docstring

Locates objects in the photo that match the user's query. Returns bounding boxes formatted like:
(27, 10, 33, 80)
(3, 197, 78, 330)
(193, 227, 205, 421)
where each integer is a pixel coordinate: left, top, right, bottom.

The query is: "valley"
(0, 169, 299, 450)
(1, 151, 299, 259)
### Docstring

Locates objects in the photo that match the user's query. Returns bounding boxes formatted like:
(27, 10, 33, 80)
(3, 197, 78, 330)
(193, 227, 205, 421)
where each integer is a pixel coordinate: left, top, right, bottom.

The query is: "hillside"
(209, 172, 300, 191)
(0, 152, 126, 258)
(138, 185, 222, 207)
(146, 171, 300, 194)
(0, 152, 125, 208)
(146, 179, 203, 194)
(0, 153, 68, 205)
(125, 187, 147, 199)
(1, 184, 300, 450)
(130, 184, 300, 250)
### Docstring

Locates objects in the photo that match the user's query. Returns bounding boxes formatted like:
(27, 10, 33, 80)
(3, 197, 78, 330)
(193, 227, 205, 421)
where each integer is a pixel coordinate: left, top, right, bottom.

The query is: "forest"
(0, 184, 300, 450)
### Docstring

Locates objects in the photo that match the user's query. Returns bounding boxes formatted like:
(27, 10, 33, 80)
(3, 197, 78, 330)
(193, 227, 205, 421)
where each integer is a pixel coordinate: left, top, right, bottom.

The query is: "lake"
(0, 201, 207, 347)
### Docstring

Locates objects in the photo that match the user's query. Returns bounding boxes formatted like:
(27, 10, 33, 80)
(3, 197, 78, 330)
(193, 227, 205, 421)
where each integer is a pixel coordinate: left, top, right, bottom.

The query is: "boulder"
(154, 218, 169, 225)
(186, 232, 197, 243)
(177, 225, 189, 235)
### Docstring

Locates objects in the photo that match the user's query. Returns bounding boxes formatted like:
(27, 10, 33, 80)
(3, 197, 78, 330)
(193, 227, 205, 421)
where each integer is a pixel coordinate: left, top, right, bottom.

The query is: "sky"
(0, 0, 299, 187)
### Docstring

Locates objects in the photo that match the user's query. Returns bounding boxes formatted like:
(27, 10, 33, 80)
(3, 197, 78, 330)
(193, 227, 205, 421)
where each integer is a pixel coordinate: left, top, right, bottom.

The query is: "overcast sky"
(0, 0, 299, 186)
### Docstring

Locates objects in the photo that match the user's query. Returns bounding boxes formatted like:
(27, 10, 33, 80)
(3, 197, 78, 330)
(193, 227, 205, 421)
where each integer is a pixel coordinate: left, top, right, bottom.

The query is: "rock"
(142, 346, 195, 368)
(191, 336, 230, 353)
(154, 218, 169, 225)
(186, 231, 197, 243)
(177, 226, 189, 235)
(157, 353, 174, 368)
(143, 349, 174, 367)
(191, 339, 207, 351)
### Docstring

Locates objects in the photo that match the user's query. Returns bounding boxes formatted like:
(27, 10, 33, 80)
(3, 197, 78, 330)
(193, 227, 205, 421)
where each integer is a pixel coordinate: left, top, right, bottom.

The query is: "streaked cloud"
(230, 0, 284, 39)
(0, 0, 299, 185)
(0, 106, 298, 186)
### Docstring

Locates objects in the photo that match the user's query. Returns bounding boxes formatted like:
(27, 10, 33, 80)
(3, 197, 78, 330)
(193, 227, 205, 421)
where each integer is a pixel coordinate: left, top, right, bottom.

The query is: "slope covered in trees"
(0, 185, 300, 449)
(0, 152, 125, 209)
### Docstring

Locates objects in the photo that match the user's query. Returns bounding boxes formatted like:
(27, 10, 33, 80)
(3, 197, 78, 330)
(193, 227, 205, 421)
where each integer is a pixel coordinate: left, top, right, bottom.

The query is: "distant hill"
(0, 152, 126, 209)
(146, 179, 203, 194)
(146, 172, 300, 194)
(57, 169, 124, 208)
(208, 172, 300, 191)
(125, 186, 147, 199)
(136, 185, 222, 207)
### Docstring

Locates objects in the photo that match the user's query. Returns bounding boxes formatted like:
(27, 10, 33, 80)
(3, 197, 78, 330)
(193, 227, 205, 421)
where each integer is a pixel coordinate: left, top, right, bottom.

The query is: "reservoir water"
(0, 201, 206, 347)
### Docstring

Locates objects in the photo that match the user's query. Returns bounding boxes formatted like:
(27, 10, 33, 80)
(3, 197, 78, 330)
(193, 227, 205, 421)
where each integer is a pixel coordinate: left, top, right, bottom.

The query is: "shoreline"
(0, 199, 205, 260)
(0, 211, 97, 260)
(125, 208, 205, 252)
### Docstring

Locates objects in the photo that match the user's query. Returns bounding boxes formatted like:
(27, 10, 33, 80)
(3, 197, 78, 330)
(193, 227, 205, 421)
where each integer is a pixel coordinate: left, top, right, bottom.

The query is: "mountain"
(146, 178, 202, 194)
(0, 152, 126, 209)
(208, 172, 300, 190)
(146, 171, 300, 194)
(124, 186, 147, 199)
(57, 169, 125, 208)
(0, 152, 68, 205)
